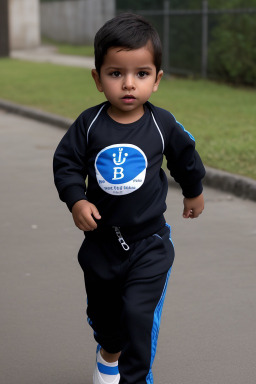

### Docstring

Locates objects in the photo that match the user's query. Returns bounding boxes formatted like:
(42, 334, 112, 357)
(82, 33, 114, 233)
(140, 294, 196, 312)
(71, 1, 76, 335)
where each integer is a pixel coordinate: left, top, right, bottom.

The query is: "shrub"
(208, 4, 256, 85)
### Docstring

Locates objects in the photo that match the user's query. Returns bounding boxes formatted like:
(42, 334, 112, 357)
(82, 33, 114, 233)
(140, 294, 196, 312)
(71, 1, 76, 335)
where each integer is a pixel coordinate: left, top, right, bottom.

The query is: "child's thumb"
(91, 205, 101, 219)
(183, 208, 191, 219)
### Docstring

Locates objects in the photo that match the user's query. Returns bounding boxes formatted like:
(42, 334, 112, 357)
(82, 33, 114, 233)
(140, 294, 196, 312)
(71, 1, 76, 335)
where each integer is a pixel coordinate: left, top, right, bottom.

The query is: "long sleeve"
(53, 112, 88, 211)
(156, 108, 205, 198)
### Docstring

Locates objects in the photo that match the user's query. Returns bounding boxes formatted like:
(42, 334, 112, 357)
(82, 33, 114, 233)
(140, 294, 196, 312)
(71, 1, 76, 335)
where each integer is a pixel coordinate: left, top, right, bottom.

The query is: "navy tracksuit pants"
(78, 223, 175, 384)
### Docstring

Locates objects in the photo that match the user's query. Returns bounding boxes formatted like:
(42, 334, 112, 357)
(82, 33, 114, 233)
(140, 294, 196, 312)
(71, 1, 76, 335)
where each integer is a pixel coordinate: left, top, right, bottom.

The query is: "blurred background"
(1, 0, 256, 85)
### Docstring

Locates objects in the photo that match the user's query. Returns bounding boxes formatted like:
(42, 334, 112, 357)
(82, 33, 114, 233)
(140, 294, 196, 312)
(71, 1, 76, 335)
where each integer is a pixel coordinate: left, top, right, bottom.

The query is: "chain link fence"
(117, 0, 256, 85)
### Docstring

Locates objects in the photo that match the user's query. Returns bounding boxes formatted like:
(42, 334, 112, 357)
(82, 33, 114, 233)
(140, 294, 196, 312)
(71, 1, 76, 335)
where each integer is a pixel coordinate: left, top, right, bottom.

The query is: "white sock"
(97, 350, 119, 383)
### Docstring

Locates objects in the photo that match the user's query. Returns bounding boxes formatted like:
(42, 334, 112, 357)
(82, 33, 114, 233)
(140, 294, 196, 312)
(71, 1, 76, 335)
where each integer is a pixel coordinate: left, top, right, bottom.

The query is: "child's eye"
(110, 71, 121, 78)
(137, 71, 149, 78)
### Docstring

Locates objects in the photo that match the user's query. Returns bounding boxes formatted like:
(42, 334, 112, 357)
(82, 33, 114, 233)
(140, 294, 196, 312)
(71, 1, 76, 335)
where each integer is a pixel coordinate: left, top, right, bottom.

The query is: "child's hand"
(183, 193, 204, 219)
(72, 200, 101, 231)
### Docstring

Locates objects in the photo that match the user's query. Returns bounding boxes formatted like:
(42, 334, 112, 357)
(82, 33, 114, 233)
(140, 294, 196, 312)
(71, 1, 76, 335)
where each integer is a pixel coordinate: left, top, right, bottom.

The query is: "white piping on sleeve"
(151, 112, 165, 153)
(87, 104, 105, 143)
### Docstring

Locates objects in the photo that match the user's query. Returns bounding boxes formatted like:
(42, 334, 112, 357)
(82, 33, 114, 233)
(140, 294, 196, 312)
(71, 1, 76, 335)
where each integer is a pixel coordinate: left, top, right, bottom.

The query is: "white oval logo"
(95, 144, 147, 195)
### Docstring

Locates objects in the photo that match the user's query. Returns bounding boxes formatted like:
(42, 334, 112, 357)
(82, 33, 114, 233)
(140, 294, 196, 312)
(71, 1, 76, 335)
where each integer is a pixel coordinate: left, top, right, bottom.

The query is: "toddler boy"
(53, 13, 205, 384)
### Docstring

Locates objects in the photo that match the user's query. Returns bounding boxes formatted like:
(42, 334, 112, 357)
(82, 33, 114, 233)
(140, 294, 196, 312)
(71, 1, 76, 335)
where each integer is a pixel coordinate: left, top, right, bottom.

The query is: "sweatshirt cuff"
(181, 180, 203, 198)
(60, 186, 88, 212)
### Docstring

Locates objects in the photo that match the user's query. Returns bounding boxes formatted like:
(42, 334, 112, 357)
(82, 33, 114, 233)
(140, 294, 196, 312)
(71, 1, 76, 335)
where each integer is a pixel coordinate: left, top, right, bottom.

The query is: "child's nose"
(122, 75, 135, 90)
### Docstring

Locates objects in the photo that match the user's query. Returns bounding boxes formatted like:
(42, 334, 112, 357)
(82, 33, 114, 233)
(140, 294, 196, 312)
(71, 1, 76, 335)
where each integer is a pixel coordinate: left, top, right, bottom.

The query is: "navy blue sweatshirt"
(53, 101, 205, 239)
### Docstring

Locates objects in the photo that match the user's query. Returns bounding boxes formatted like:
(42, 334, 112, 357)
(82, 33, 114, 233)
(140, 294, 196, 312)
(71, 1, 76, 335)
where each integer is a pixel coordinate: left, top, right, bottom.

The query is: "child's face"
(92, 44, 163, 122)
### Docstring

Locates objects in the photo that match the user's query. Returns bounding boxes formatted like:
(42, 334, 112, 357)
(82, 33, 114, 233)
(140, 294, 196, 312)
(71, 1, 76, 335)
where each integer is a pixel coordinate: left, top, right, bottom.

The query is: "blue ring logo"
(95, 144, 147, 195)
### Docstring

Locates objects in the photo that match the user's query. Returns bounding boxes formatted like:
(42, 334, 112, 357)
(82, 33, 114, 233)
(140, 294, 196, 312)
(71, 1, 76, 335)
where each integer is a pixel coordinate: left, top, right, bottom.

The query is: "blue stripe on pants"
(146, 266, 172, 384)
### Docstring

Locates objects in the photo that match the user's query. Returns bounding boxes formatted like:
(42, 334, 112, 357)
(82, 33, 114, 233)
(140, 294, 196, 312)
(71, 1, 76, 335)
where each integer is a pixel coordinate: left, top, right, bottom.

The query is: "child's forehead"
(103, 43, 155, 67)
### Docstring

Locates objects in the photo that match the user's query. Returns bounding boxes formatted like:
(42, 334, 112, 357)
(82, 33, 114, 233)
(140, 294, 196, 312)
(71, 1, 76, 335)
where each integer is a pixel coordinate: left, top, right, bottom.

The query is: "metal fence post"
(163, 0, 170, 73)
(0, 0, 10, 57)
(201, 0, 208, 78)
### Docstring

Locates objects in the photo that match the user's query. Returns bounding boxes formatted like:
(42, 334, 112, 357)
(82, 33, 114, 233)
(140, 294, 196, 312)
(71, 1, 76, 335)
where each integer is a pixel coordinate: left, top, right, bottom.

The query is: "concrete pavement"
(0, 109, 256, 384)
(11, 45, 95, 69)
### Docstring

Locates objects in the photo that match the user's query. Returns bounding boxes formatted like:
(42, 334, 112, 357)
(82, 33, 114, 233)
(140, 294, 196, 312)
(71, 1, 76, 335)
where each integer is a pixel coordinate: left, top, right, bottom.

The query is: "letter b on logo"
(113, 167, 124, 180)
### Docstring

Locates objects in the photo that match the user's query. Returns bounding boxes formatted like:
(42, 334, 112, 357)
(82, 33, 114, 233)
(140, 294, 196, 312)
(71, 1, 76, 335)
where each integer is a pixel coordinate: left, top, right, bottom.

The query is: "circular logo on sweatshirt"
(95, 144, 147, 195)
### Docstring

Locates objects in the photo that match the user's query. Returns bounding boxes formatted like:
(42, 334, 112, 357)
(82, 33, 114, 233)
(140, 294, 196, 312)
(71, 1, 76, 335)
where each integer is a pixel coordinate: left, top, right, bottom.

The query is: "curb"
(1, 98, 256, 202)
(200, 167, 256, 202)
(0, 98, 72, 130)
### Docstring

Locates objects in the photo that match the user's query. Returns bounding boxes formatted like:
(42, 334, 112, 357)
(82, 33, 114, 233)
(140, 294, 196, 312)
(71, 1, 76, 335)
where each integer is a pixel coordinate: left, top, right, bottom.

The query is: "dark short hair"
(94, 13, 162, 75)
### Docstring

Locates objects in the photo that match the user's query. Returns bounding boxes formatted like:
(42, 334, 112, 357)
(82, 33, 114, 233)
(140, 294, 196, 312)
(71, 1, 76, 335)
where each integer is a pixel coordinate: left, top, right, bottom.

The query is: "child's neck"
(107, 105, 145, 124)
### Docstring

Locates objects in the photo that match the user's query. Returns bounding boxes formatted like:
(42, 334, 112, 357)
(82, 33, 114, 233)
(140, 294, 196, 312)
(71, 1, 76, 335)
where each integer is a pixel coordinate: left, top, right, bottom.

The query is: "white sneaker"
(93, 345, 120, 384)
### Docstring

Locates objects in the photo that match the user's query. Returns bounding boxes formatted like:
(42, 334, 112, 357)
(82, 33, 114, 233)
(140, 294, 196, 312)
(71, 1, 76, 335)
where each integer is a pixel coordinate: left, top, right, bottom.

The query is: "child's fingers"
(183, 207, 203, 219)
(80, 204, 101, 230)
(183, 195, 204, 219)
(73, 215, 93, 231)
(183, 208, 193, 219)
(72, 201, 101, 231)
(80, 213, 98, 230)
(91, 205, 101, 220)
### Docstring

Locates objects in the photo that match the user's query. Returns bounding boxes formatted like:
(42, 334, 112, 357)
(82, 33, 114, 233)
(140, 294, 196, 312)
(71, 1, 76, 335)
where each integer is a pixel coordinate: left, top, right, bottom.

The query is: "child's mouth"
(122, 95, 136, 102)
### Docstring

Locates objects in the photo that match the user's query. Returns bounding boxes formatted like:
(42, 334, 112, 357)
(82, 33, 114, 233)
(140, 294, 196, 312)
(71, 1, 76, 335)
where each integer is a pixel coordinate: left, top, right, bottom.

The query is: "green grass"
(0, 59, 105, 118)
(56, 44, 94, 57)
(0, 58, 255, 179)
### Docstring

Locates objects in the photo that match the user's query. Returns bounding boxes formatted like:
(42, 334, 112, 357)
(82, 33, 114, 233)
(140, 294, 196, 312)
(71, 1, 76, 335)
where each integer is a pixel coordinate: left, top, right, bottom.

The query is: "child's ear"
(91, 69, 103, 92)
(153, 70, 164, 92)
